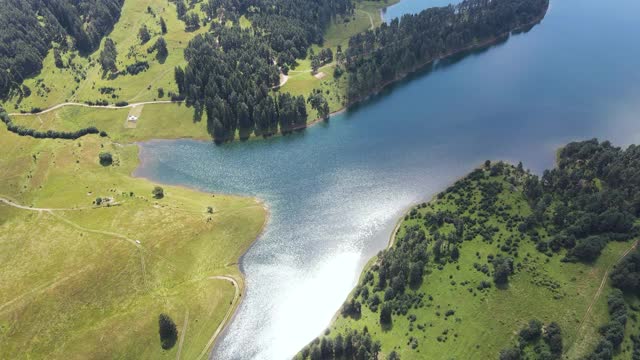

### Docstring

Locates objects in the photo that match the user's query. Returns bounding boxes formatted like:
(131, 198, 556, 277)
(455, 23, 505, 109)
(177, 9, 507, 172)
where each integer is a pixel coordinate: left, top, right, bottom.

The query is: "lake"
(134, 0, 640, 358)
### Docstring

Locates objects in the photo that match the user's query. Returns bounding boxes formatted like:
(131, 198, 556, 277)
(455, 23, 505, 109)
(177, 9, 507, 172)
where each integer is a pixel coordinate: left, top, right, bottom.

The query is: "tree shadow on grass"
(381, 321, 393, 332)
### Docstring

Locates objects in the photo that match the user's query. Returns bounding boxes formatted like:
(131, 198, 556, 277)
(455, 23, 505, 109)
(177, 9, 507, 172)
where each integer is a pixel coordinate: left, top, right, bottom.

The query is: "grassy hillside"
(297, 163, 638, 360)
(2, 0, 206, 113)
(0, 124, 266, 359)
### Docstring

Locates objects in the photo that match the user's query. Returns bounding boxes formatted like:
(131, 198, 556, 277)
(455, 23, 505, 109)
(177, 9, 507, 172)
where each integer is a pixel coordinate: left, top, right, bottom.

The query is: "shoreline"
(6, 3, 547, 146)
(343, 7, 549, 109)
(201, 203, 271, 360)
(127, 5, 549, 357)
(192, 3, 549, 144)
(319, 160, 508, 351)
(129, 141, 270, 360)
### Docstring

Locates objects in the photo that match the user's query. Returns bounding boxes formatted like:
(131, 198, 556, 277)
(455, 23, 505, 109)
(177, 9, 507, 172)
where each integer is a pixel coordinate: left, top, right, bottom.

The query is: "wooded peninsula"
(297, 139, 640, 359)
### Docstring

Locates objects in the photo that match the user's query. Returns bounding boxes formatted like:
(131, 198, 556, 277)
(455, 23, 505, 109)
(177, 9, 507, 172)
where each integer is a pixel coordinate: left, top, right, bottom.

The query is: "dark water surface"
(383, 0, 456, 21)
(135, 0, 640, 358)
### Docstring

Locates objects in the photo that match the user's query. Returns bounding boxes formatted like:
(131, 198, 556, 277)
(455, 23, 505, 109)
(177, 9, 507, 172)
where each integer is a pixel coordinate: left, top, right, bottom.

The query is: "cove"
(134, 0, 640, 358)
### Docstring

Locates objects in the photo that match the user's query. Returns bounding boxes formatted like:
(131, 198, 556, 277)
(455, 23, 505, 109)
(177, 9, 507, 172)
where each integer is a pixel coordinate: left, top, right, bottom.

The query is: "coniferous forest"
(175, 0, 353, 142)
(177, 0, 548, 142)
(344, 0, 549, 100)
(0, 0, 124, 99)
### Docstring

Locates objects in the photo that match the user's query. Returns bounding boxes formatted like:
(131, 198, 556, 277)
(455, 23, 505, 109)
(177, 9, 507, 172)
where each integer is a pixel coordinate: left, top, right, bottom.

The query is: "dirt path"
(0, 196, 94, 211)
(357, 9, 375, 30)
(573, 239, 638, 343)
(0, 266, 91, 314)
(1, 195, 241, 357)
(271, 73, 289, 89)
(197, 275, 241, 360)
(176, 308, 190, 360)
(0, 196, 179, 270)
(7, 100, 183, 117)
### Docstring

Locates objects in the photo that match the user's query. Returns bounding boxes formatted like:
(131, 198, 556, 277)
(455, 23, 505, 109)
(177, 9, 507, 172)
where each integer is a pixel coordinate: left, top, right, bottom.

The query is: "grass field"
(9, 103, 210, 143)
(299, 165, 637, 359)
(0, 124, 266, 359)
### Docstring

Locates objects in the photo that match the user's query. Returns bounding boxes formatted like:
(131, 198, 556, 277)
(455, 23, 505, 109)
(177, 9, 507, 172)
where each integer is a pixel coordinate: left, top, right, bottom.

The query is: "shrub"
(492, 257, 513, 286)
(152, 186, 164, 199)
(99, 152, 113, 166)
(499, 347, 520, 360)
(518, 319, 542, 342)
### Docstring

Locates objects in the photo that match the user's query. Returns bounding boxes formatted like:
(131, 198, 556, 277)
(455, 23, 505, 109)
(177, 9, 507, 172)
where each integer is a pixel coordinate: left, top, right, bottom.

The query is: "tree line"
(343, 0, 549, 101)
(1, 108, 102, 140)
(519, 139, 640, 263)
(297, 327, 382, 360)
(0, 0, 124, 99)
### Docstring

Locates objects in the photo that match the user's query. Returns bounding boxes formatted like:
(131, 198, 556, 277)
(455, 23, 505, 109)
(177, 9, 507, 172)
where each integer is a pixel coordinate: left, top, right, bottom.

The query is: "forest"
(175, 26, 307, 141)
(0, 0, 124, 99)
(175, 0, 352, 141)
(343, 0, 549, 100)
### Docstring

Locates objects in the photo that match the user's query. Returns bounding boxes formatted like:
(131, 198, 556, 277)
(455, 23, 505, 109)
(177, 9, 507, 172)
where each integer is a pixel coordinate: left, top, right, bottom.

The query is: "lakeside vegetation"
(0, 115, 266, 358)
(297, 139, 640, 359)
(1, 0, 550, 144)
(344, 0, 549, 100)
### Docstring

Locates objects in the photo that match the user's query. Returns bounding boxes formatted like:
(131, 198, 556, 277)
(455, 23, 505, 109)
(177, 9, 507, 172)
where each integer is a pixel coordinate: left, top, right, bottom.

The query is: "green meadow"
(0, 122, 266, 359)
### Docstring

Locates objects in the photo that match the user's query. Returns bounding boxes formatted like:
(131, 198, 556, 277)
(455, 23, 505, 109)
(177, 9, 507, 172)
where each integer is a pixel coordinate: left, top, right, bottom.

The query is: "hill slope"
(0, 121, 266, 358)
(298, 140, 640, 359)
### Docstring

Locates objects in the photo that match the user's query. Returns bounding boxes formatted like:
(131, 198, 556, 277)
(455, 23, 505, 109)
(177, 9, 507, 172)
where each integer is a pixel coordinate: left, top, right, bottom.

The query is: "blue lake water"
(134, 0, 640, 358)
(383, 0, 455, 21)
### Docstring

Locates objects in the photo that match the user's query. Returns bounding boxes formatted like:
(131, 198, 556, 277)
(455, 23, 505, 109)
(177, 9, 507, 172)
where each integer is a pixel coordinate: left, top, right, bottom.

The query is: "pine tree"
(99, 38, 118, 72)
(160, 16, 167, 34)
(158, 314, 178, 350)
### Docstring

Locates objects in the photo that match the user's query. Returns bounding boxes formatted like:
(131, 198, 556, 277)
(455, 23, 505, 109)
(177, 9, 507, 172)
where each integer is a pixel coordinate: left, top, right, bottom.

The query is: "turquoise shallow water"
(135, 0, 640, 358)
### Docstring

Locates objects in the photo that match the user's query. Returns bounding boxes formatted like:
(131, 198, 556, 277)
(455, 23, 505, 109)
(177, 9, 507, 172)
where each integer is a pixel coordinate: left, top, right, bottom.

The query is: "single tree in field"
(160, 17, 167, 34)
(99, 152, 113, 166)
(311, 57, 321, 74)
(175, 0, 187, 19)
(492, 257, 513, 286)
(380, 303, 392, 326)
(152, 186, 164, 199)
(158, 313, 178, 350)
(99, 38, 118, 73)
(451, 246, 460, 261)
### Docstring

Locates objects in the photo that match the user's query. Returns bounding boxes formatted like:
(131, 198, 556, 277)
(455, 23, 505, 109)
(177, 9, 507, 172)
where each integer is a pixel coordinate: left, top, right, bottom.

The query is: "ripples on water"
(135, 0, 640, 358)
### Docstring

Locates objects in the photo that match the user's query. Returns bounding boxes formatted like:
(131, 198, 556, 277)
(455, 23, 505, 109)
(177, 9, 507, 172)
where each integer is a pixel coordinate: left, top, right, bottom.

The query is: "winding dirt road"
(569, 239, 639, 355)
(7, 100, 183, 117)
(197, 275, 241, 360)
